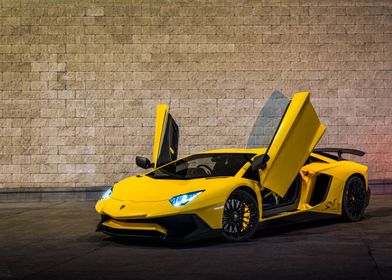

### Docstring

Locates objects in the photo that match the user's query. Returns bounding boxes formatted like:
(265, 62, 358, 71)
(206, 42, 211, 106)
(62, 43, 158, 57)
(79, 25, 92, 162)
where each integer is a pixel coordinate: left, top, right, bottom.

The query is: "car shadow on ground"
(365, 207, 392, 218)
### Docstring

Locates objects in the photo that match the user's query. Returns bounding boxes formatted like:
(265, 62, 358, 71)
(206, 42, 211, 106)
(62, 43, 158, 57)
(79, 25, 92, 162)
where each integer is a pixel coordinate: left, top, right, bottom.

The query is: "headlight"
(169, 190, 204, 207)
(101, 187, 112, 200)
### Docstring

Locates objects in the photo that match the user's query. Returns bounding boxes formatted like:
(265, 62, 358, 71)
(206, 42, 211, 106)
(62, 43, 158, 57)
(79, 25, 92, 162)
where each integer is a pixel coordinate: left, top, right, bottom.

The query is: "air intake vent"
(309, 174, 332, 206)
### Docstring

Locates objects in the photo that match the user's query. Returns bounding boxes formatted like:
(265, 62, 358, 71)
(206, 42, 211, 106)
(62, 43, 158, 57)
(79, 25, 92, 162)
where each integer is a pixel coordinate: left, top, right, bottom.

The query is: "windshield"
(146, 153, 255, 180)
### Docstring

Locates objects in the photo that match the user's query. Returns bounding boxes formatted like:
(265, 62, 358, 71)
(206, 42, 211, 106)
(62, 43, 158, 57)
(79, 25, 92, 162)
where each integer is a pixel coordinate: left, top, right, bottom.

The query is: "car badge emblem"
(120, 205, 125, 210)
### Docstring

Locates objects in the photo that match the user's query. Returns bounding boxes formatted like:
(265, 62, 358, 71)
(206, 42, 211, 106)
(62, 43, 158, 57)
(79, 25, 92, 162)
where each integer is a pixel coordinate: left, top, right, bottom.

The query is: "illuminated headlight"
(169, 191, 204, 207)
(101, 187, 112, 200)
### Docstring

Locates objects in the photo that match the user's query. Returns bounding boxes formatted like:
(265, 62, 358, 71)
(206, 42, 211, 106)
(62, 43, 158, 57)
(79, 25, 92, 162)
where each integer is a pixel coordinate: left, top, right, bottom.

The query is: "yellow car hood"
(110, 175, 211, 202)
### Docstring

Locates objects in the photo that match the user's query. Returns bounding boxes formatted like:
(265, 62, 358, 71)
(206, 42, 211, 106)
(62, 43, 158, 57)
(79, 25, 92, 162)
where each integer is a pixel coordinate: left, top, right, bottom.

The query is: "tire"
(342, 175, 366, 222)
(222, 189, 259, 242)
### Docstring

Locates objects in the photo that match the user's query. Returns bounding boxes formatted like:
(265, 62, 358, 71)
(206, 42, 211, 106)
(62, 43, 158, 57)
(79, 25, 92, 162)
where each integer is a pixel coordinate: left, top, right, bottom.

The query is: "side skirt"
(258, 211, 340, 229)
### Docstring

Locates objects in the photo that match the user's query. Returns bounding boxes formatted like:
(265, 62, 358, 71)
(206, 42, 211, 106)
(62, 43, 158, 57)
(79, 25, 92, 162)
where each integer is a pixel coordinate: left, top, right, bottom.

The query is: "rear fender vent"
(309, 174, 332, 206)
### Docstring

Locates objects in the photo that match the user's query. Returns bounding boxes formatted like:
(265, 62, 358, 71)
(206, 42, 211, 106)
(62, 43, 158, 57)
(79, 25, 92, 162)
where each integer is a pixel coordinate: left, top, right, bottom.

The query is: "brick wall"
(0, 0, 391, 188)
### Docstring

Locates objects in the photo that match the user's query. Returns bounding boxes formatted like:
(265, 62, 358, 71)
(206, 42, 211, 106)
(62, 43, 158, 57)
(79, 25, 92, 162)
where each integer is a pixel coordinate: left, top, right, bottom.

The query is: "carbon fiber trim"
(101, 226, 166, 239)
(97, 214, 219, 241)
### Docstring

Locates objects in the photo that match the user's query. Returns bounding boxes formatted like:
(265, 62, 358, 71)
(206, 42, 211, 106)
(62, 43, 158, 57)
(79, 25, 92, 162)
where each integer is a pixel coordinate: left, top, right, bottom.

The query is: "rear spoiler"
(313, 148, 365, 161)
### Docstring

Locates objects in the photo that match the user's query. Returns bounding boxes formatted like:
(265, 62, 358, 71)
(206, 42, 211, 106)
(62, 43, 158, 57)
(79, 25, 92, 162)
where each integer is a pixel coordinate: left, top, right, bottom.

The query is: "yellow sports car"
(96, 92, 370, 242)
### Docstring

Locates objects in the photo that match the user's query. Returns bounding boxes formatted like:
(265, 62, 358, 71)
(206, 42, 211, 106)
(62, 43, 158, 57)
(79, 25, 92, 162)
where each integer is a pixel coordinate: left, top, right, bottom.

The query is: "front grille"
(122, 215, 198, 238)
(101, 225, 166, 239)
(99, 214, 212, 239)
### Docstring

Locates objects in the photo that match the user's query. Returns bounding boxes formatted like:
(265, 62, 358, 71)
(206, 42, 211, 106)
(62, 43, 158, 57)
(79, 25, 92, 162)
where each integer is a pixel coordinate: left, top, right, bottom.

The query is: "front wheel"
(342, 175, 366, 222)
(222, 189, 259, 242)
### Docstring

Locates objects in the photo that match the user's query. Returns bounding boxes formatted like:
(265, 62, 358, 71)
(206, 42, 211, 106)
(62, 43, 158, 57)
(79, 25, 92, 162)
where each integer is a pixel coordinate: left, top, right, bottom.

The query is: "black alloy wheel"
(222, 189, 259, 242)
(342, 175, 366, 222)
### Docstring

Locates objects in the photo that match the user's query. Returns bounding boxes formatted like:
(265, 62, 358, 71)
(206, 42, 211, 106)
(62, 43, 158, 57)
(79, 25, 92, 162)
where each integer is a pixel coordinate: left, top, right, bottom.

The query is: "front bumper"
(96, 214, 220, 241)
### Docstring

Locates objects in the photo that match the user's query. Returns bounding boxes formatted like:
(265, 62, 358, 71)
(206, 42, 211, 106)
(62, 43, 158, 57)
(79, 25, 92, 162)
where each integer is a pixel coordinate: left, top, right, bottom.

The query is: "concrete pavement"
(0, 196, 391, 280)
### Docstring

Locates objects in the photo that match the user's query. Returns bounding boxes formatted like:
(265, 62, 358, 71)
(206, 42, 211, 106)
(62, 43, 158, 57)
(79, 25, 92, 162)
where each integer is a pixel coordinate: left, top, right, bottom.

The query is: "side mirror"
(136, 156, 153, 169)
(251, 154, 270, 171)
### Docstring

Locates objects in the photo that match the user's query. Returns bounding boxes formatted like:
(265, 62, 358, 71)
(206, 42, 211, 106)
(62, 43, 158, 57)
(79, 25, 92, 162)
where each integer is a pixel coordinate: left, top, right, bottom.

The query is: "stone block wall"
(0, 0, 391, 187)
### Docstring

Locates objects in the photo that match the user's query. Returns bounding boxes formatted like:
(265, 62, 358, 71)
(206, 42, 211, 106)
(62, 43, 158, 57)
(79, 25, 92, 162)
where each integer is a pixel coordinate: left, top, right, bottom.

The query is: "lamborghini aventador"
(96, 92, 370, 242)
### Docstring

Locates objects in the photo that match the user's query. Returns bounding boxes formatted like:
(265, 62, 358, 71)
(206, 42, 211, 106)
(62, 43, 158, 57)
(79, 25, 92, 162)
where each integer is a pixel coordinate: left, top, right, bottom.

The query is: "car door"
(152, 104, 179, 168)
(258, 92, 326, 197)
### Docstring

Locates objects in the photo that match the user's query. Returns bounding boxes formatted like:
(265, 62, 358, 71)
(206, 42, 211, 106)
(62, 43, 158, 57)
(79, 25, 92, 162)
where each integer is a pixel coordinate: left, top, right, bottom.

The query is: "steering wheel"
(196, 164, 212, 175)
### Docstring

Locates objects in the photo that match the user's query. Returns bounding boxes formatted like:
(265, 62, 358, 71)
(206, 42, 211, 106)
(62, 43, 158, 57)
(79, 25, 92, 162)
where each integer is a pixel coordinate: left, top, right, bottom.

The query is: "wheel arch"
(236, 185, 258, 201)
(342, 172, 368, 196)
(349, 173, 366, 187)
(336, 173, 367, 211)
(232, 185, 262, 220)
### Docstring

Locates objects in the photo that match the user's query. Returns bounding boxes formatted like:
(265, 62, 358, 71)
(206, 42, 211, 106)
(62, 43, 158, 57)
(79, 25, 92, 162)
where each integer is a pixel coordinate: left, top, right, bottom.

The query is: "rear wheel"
(342, 175, 366, 222)
(222, 189, 259, 242)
